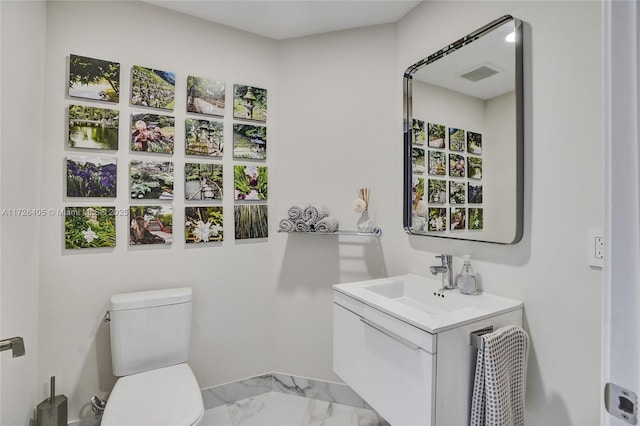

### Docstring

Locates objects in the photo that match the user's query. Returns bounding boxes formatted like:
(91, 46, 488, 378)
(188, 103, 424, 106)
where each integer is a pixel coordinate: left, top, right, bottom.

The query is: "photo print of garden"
(412, 147, 425, 174)
(234, 165, 267, 200)
(449, 181, 465, 204)
(131, 65, 175, 110)
(130, 205, 173, 245)
(234, 204, 268, 240)
(469, 207, 483, 230)
(428, 208, 446, 232)
(68, 54, 120, 102)
(467, 131, 482, 154)
(428, 123, 445, 148)
(65, 206, 115, 249)
(468, 183, 483, 204)
(185, 163, 223, 200)
(428, 179, 446, 204)
(130, 161, 174, 200)
(449, 128, 465, 152)
(130, 114, 175, 154)
(185, 207, 223, 243)
(449, 154, 465, 178)
(233, 124, 267, 160)
(412, 119, 425, 145)
(66, 155, 117, 198)
(187, 76, 225, 116)
(185, 118, 223, 157)
(428, 151, 446, 176)
(68, 105, 119, 150)
(450, 207, 466, 230)
(468, 157, 482, 179)
(233, 85, 267, 122)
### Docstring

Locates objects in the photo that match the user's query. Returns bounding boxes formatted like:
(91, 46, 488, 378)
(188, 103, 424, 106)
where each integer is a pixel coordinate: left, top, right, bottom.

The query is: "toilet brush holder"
(36, 376, 67, 426)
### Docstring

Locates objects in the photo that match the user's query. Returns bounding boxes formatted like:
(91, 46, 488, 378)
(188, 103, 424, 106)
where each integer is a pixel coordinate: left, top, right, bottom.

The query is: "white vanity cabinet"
(333, 285, 522, 426)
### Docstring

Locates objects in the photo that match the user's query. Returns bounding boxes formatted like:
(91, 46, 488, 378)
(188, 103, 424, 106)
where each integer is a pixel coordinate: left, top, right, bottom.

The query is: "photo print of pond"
(234, 204, 268, 240)
(131, 65, 175, 110)
(234, 165, 267, 201)
(68, 54, 120, 102)
(450, 207, 467, 231)
(233, 123, 267, 160)
(449, 128, 465, 152)
(130, 205, 173, 245)
(66, 155, 117, 198)
(412, 119, 425, 145)
(185, 118, 223, 157)
(185, 206, 223, 243)
(64, 206, 116, 249)
(130, 113, 175, 154)
(185, 163, 223, 200)
(428, 123, 445, 148)
(130, 161, 174, 200)
(233, 84, 267, 122)
(68, 105, 119, 150)
(187, 76, 225, 116)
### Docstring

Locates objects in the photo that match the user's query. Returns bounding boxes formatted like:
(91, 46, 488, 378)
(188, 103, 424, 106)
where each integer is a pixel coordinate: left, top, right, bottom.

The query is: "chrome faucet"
(430, 254, 454, 290)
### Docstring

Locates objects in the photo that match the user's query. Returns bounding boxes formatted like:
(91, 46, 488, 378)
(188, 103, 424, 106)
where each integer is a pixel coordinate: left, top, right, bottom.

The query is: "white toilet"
(101, 287, 204, 426)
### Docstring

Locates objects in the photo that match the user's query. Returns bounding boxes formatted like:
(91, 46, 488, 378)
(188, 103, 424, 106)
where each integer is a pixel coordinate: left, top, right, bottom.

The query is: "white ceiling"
(144, 0, 423, 40)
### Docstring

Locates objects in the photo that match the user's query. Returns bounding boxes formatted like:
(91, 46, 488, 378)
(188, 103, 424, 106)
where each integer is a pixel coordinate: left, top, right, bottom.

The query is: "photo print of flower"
(185, 163, 223, 200)
(450, 207, 467, 230)
(68, 54, 120, 102)
(233, 85, 267, 122)
(235, 204, 268, 240)
(449, 154, 465, 177)
(131, 114, 175, 154)
(428, 151, 446, 176)
(64, 206, 115, 249)
(235, 165, 267, 200)
(428, 208, 446, 232)
(467, 131, 482, 154)
(412, 119, 426, 145)
(185, 118, 223, 157)
(233, 124, 267, 160)
(428, 179, 446, 204)
(187, 76, 225, 116)
(66, 155, 117, 198)
(468, 156, 483, 180)
(449, 128, 465, 152)
(185, 206, 223, 243)
(468, 183, 483, 204)
(428, 123, 445, 148)
(130, 161, 174, 200)
(68, 105, 119, 150)
(130, 205, 173, 245)
(469, 208, 484, 230)
(131, 65, 175, 110)
(449, 181, 466, 204)
(412, 147, 425, 174)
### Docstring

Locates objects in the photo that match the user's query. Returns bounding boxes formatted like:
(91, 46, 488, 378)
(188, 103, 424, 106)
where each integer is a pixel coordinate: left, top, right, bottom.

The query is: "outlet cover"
(588, 228, 604, 268)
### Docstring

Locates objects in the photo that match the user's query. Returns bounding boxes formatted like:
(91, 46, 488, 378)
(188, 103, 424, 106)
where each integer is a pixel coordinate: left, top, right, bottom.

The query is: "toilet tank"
(109, 287, 193, 377)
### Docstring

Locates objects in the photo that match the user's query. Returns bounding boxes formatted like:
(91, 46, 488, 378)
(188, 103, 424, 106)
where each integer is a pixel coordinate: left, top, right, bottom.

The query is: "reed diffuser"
(353, 188, 373, 232)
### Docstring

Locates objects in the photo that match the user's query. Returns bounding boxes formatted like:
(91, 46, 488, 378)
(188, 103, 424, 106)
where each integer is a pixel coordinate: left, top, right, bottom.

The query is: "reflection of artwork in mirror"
(428, 123, 445, 148)
(449, 128, 465, 152)
(131, 114, 175, 154)
(130, 161, 174, 200)
(412, 147, 425, 174)
(468, 157, 483, 179)
(468, 183, 483, 203)
(65, 206, 116, 249)
(68, 105, 119, 150)
(235, 165, 268, 201)
(185, 163, 223, 201)
(233, 124, 267, 160)
(469, 208, 484, 230)
(428, 179, 446, 204)
(449, 181, 466, 204)
(450, 207, 466, 230)
(130, 205, 173, 245)
(185, 206, 224, 243)
(187, 76, 225, 116)
(234, 85, 267, 122)
(467, 131, 483, 155)
(412, 176, 425, 205)
(66, 155, 117, 198)
(449, 154, 466, 177)
(131, 65, 175, 110)
(185, 118, 223, 157)
(412, 119, 426, 145)
(428, 208, 446, 231)
(69, 54, 120, 102)
(235, 204, 268, 240)
(428, 151, 446, 175)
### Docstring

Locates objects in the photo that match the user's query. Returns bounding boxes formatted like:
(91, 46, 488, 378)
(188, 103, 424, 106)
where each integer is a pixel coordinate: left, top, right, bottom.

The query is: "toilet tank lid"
(110, 287, 192, 311)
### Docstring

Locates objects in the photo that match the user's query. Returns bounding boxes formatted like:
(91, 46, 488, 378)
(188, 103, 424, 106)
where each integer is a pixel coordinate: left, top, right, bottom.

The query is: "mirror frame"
(403, 15, 524, 244)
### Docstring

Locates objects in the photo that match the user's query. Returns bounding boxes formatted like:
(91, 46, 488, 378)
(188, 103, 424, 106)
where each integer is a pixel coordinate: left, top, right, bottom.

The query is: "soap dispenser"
(457, 255, 477, 295)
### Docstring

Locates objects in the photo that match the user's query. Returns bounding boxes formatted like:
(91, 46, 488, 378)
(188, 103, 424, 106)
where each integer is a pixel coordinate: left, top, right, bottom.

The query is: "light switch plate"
(588, 228, 604, 268)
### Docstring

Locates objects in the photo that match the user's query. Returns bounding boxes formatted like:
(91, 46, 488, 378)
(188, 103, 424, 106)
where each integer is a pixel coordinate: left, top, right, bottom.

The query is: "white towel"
(470, 326, 529, 426)
(303, 204, 329, 226)
(278, 218, 295, 233)
(294, 219, 311, 232)
(315, 216, 339, 233)
(288, 205, 306, 221)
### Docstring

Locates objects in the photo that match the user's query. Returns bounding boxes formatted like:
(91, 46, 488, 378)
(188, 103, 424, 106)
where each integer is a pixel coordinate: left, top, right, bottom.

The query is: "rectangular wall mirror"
(403, 15, 524, 244)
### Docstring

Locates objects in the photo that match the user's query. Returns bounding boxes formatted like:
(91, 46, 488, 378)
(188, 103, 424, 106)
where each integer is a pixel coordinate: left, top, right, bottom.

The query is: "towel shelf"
(470, 326, 494, 350)
(278, 227, 382, 237)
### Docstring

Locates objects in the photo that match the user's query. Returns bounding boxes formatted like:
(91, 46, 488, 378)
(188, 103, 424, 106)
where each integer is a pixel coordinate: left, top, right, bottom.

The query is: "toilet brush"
(36, 376, 67, 426)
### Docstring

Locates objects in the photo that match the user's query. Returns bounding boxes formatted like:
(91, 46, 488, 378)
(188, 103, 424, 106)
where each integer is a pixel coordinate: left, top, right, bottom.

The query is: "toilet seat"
(101, 363, 204, 426)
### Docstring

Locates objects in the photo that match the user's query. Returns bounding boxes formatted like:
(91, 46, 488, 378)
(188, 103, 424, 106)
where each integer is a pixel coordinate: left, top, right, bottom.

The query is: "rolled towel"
(294, 219, 311, 232)
(315, 216, 339, 233)
(279, 218, 295, 233)
(303, 204, 329, 226)
(288, 205, 306, 221)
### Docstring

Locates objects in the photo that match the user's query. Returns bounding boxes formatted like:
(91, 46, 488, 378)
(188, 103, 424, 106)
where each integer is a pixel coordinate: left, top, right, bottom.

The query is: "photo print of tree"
(235, 204, 268, 240)
(185, 118, 223, 157)
(468, 157, 483, 180)
(185, 206, 223, 243)
(468, 183, 483, 204)
(467, 131, 482, 154)
(187, 76, 225, 116)
(412, 119, 426, 145)
(64, 206, 116, 249)
(131, 113, 175, 154)
(68, 105, 119, 150)
(469, 207, 483, 230)
(131, 65, 175, 110)
(68, 54, 120, 102)
(450, 207, 467, 230)
(66, 155, 117, 198)
(449, 128, 465, 152)
(233, 124, 267, 160)
(185, 163, 223, 200)
(449, 181, 466, 204)
(130, 160, 174, 200)
(428, 151, 446, 176)
(130, 205, 173, 245)
(233, 85, 267, 122)
(412, 147, 425, 174)
(428, 179, 446, 204)
(234, 165, 268, 200)
(449, 154, 465, 177)
(428, 123, 445, 148)
(428, 208, 446, 232)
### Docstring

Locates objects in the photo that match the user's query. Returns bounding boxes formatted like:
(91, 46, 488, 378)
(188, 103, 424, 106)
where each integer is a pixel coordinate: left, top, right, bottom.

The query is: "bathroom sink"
(333, 274, 522, 333)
